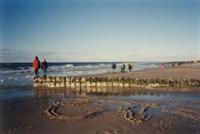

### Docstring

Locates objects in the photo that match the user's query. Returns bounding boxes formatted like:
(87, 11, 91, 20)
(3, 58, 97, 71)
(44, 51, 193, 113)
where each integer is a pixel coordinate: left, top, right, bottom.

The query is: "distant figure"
(33, 56, 40, 77)
(121, 64, 126, 73)
(42, 59, 48, 77)
(112, 63, 116, 72)
(160, 64, 165, 69)
(128, 64, 133, 72)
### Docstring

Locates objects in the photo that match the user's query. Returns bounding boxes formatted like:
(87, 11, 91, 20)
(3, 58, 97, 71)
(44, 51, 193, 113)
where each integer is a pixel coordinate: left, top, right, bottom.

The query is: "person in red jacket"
(33, 56, 40, 76)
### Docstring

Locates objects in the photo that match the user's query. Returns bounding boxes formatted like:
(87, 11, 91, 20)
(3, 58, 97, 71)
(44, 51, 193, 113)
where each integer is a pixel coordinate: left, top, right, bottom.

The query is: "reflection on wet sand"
(35, 87, 173, 98)
(3, 86, 200, 134)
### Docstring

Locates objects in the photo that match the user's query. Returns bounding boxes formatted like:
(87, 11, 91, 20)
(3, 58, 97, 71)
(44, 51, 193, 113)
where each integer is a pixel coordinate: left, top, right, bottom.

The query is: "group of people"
(33, 59, 133, 77)
(112, 63, 133, 73)
(33, 56, 48, 77)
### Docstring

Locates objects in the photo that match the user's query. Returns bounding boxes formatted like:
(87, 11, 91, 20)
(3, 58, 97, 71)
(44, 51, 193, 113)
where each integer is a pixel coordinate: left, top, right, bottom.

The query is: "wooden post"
(69, 77, 71, 87)
(198, 79, 200, 87)
(122, 77, 124, 87)
(64, 77, 66, 88)
(147, 78, 149, 86)
(54, 77, 56, 87)
(74, 77, 77, 91)
(79, 77, 82, 92)
(95, 77, 97, 92)
(111, 78, 113, 88)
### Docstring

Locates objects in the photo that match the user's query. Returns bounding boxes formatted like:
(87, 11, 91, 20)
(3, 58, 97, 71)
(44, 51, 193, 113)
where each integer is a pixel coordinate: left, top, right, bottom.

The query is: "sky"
(1, 0, 200, 62)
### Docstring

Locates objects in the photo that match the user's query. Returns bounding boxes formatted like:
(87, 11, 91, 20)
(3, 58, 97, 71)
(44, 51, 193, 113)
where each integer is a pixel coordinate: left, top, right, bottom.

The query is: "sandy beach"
(1, 63, 200, 134)
(96, 63, 200, 79)
(1, 93, 200, 134)
(2, 0, 199, 133)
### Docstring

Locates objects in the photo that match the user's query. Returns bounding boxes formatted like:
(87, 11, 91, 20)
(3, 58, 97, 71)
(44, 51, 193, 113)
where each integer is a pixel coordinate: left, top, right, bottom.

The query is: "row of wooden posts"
(33, 76, 200, 89)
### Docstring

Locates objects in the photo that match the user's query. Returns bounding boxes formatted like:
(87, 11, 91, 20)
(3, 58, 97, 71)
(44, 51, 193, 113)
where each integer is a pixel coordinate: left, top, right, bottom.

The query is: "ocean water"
(0, 62, 160, 86)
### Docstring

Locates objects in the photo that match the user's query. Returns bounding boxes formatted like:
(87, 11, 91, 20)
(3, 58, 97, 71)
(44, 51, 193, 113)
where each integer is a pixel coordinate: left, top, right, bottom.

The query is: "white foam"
(25, 75, 33, 78)
(0, 67, 32, 74)
(65, 64, 74, 68)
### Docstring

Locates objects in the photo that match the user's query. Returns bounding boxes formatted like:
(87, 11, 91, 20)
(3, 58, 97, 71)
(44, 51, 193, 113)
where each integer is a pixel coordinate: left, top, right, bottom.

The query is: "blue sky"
(1, 0, 200, 62)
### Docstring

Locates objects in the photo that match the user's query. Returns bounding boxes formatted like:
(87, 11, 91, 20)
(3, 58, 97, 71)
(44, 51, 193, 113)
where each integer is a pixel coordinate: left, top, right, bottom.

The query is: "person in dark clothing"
(42, 59, 48, 77)
(128, 64, 133, 72)
(112, 63, 116, 72)
(33, 56, 40, 77)
(121, 64, 126, 73)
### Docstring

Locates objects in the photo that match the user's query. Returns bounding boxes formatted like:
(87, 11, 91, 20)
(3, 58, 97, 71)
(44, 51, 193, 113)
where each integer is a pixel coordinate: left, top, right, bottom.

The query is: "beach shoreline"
(33, 63, 200, 95)
(1, 63, 200, 134)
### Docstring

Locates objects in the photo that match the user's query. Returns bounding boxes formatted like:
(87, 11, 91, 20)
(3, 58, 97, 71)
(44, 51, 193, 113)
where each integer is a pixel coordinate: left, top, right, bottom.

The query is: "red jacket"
(33, 58, 40, 70)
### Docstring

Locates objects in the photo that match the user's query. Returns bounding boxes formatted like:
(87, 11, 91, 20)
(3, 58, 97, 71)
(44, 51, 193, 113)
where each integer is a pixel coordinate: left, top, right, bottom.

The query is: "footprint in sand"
(120, 104, 152, 126)
(45, 98, 105, 121)
(45, 100, 65, 119)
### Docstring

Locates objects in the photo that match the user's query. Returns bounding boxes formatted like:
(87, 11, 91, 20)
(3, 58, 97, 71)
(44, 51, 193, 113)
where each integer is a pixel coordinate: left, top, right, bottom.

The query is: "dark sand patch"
(1, 91, 200, 134)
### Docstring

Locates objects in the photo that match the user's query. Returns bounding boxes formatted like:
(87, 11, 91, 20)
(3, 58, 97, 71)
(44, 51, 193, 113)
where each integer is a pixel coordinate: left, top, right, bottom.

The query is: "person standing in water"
(42, 59, 48, 77)
(33, 56, 40, 77)
(121, 64, 126, 73)
(112, 63, 116, 72)
(128, 64, 133, 72)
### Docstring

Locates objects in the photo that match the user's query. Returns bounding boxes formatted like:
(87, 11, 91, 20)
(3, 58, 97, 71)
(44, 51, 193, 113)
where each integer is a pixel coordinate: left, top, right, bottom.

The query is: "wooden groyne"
(33, 76, 200, 89)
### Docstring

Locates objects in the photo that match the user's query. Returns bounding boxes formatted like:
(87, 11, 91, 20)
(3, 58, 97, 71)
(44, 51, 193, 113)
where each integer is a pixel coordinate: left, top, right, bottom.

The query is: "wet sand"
(1, 63, 200, 134)
(1, 93, 200, 134)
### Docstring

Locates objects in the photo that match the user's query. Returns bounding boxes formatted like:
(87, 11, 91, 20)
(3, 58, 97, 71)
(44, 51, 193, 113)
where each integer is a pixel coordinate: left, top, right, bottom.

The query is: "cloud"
(0, 48, 99, 62)
(125, 52, 200, 62)
(1, 48, 199, 63)
(0, 48, 68, 62)
(155, 54, 200, 61)
(126, 54, 141, 57)
(0, 48, 32, 62)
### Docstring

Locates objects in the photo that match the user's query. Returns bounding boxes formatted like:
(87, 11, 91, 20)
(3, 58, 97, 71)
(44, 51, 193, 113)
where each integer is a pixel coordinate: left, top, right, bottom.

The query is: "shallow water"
(1, 86, 200, 102)
(118, 92, 200, 101)
(1, 86, 200, 134)
(0, 88, 34, 100)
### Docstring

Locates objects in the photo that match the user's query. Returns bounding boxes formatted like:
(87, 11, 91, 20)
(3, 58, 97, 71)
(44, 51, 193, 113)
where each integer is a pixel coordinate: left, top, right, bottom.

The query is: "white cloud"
(1, 48, 199, 63)
(0, 48, 68, 62)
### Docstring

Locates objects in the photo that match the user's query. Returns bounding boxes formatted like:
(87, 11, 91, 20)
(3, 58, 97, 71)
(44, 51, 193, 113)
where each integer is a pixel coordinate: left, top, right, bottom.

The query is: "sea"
(0, 62, 160, 86)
